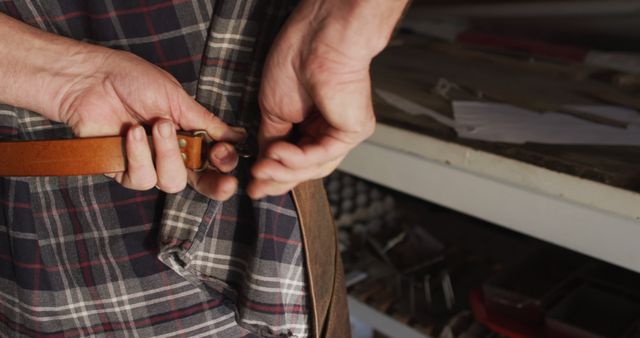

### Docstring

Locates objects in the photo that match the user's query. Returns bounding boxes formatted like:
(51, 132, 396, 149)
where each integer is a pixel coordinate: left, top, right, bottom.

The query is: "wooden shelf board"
(339, 123, 640, 273)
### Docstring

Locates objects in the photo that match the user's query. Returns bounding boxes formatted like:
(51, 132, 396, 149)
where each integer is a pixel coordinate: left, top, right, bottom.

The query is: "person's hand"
(0, 13, 243, 200)
(248, 0, 409, 199)
(56, 49, 244, 199)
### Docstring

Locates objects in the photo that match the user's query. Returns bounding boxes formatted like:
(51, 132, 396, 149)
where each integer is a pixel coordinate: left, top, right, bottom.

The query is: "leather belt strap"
(0, 134, 204, 176)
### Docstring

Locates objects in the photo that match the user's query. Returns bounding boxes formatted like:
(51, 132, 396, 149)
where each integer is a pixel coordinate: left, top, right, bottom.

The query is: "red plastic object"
(458, 31, 589, 63)
(469, 289, 545, 338)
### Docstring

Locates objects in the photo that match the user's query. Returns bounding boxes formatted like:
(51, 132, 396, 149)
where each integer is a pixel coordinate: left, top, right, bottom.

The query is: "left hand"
(0, 13, 243, 200)
(248, 0, 408, 199)
(55, 49, 244, 199)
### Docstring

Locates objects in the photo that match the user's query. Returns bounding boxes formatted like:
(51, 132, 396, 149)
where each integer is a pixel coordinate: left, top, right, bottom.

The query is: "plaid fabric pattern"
(0, 1, 309, 337)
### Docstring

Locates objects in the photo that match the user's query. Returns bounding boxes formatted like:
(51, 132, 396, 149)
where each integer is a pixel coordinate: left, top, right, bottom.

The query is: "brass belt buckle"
(191, 129, 254, 172)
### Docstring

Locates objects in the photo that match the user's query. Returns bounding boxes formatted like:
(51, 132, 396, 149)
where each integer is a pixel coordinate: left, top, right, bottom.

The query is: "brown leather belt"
(0, 132, 208, 176)
(0, 133, 350, 337)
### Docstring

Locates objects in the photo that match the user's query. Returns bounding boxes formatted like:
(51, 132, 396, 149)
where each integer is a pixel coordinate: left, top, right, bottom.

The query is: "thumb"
(176, 93, 245, 142)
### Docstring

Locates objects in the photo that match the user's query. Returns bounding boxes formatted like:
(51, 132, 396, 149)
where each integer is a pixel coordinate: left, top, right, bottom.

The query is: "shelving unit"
(339, 123, 640, 273)
(349, 296, 431, 338)
(408, 0, 640, 18)
(342, 2, 640, 336)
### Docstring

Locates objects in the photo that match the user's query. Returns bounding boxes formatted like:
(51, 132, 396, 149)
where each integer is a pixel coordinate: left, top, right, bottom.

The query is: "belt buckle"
(191, 129, 254, 172)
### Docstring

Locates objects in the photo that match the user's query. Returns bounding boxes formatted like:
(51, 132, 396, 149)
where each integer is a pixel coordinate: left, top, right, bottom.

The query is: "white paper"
(375, 87, 640, 146)
(375, 89, 457, 128)
(453, 101, 640, 146)
(586, 51, 640, 74)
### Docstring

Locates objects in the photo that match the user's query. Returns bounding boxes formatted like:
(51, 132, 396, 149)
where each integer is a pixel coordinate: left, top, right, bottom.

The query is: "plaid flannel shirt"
(0, 1, 310, 337)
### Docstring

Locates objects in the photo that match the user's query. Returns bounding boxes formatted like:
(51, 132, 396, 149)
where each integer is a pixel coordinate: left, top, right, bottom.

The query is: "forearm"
(0, 13, 102, 120)
(296, 0, 410, 61)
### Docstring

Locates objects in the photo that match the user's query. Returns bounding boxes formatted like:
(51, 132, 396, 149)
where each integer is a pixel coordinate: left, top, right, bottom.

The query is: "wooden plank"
(371, 37, 640, 191)
(408, 1, 640, 17)
(339, 124, 640, 273)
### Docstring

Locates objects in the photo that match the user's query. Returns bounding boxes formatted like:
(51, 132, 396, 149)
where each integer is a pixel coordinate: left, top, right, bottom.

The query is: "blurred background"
(332, 1, 640, 337)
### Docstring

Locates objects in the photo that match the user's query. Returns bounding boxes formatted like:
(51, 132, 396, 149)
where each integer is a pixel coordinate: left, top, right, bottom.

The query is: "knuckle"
(272, 170, 292, 183)
(339, 113, 376, 140)
(319, 166, 336, 179)
(294, 169, 313, 182)
(135, 176, 158, 191)
(123, 172, 156, 191)
(350, 112, 376, 135)
(259, 95, 282, 119)
(154, 146, 179, 163)
(210, 190, 230, 201)
(157, 178, 187, 193)
(160, 184, 186, 194)
(265, 147, 280, 160)
(209, 183, 235, 201)
(362, 116, 376, 138)
(258, 93, 272, 112)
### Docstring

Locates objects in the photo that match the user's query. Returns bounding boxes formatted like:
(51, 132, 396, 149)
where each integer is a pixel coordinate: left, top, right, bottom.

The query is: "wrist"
(299, 0, 409, 60)
(0, 14, 107, 121)
(47, 45, 113, 124)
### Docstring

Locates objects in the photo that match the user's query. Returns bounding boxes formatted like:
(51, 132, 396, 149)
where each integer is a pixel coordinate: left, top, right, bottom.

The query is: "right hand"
(50, 48, 245, 199)
(248, 0, 409, 199)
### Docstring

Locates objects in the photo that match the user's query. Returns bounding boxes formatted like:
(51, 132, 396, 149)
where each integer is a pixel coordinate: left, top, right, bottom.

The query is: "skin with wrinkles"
(0, 0, 409, 200)
(249, 0, 410, 198)
(0, 14, 243, 200)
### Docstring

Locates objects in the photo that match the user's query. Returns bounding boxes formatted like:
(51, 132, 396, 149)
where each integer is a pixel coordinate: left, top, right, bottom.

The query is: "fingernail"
(227, 127, 247, 142)
(213, 144, 230, 162)
(132, 126, 144, 141)
(158, 120, 174, 138)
